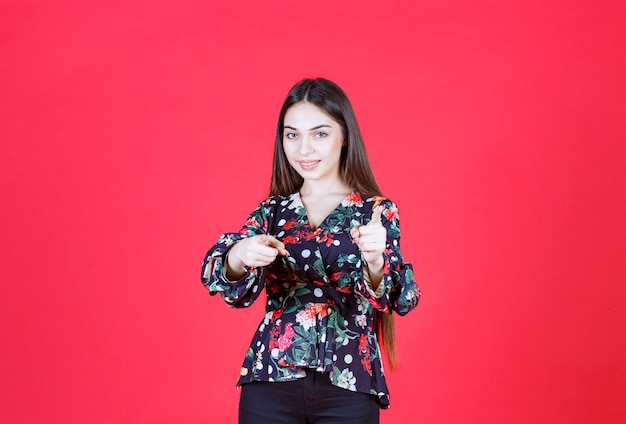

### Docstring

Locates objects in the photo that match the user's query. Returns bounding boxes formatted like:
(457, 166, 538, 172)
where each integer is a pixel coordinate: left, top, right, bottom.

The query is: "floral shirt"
(200, 191, 420, 408)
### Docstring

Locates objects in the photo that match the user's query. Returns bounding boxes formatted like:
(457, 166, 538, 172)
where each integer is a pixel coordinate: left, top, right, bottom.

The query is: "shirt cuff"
(220, 253, 252, 283)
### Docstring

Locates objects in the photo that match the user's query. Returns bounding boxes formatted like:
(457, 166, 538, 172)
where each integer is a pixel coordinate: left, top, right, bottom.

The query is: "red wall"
(2, 1, 625, 422)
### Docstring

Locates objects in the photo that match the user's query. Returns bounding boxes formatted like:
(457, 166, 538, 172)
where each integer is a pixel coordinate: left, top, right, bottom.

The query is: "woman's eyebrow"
(284, 124, 332, 131)
(309, 124, 332, 131)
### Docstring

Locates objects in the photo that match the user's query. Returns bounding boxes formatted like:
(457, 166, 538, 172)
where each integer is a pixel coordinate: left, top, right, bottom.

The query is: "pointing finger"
(265, 235, 290, 256)
(368, 206, 384, 226)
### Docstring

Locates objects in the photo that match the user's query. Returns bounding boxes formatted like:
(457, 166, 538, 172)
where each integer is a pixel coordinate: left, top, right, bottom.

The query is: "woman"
(201, 78, 420, 423)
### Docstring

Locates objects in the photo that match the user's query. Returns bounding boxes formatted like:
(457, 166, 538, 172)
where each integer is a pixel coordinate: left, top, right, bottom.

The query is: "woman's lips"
(298, 160, 320, 170)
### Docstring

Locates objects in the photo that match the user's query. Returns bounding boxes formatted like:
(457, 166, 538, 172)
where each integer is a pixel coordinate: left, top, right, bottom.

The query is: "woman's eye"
(285, 133, 297, 139)
(315, 131, 328, 138)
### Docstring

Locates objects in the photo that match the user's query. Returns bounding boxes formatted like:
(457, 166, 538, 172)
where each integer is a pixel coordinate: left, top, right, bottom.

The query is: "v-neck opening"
(294, 190, 355, 231)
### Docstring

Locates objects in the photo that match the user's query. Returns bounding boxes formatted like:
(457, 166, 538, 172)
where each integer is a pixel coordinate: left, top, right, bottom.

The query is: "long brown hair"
(269, 78, 399, 370)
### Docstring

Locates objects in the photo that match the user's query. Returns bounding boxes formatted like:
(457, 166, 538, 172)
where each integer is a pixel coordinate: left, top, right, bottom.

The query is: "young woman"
(201, 78, 420, 423)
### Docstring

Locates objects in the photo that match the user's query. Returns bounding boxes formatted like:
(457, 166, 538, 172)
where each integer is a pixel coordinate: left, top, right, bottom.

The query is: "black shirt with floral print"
(201, 191, 420, 408)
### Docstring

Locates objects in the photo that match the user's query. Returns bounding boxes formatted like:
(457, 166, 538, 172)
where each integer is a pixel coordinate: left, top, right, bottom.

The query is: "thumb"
(368, 205, 384, 226)
(350, 225, 361, 240)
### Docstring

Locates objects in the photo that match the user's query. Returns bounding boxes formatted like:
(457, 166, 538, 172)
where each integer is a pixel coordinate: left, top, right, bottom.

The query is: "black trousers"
(238, 370, 380, 424)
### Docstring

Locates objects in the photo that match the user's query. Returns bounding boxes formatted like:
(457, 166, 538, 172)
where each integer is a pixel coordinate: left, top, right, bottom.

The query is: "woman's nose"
(299, 137, 314, 155)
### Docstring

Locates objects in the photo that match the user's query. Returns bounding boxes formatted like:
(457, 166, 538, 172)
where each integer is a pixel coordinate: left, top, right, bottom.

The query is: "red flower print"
(295, 306, 316, 331)
(278, 358, 296, 369)
(282, 235, 300, 245)
(278, 323, 294, 352)
(384, 207, 397, 222)
(299, 230, 316, 241)
(269, 283, 281, 294)
(313, 303, 328, 318)
(329, 272, 343, 284)
(244, 217, 262, 228)
(271, 309, 283, 322)
(369, 296, 388, 313)
(283, 219, 299, 230)
(358, 334, 373, 375)
(269, 325, 280, 351)
(304, 304, 317, 320)
(344, 192, 363, 206)
(317, 231, 335, 247)
(361, 355, 372, 375)
(358, 334, 369, 353)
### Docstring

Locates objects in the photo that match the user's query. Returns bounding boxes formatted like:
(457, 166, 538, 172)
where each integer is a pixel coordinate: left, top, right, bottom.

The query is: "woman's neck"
(299, 178, 354, 198)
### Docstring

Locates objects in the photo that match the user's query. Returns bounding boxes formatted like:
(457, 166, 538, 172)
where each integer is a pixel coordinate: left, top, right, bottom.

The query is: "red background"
(2, 1, 625, 423)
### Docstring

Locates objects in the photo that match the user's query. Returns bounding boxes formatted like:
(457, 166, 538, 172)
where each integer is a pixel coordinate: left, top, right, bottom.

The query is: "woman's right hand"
(225, 235, 289, 279)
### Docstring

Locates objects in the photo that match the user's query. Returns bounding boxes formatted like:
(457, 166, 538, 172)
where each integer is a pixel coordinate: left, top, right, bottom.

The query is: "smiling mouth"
(298, 160, 320, 170)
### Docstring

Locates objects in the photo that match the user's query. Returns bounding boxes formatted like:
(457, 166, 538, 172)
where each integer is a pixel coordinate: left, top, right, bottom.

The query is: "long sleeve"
(200, 198, 275, 308)
(354, 199, 420, 316)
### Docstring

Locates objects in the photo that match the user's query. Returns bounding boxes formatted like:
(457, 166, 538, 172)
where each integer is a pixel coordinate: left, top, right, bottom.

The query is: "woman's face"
(282, 102, 345, 187)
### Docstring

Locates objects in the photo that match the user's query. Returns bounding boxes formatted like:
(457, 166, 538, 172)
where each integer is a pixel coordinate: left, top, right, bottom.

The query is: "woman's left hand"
(350, 206, 386, 271)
